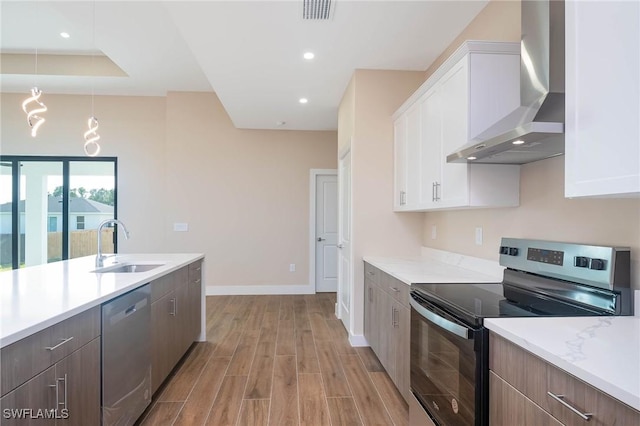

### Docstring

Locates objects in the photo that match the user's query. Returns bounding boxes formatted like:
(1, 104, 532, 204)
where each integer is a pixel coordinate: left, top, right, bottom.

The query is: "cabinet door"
(393, 117, 408, 211)
(404, 104, 422, 209)
(188, 263, 202, 343)
(419, 87, 442, 209)
(174, 281, 192, 362)
(377, 292, 395, 378)
(393, 302, 411, 403)
(565, 0, 640, 197)
(54, 338, 101, 426)
(438, 58, 470, 208)
(151, 291, 176, 394)
(490, 371, 562, 426)
(364, 279, 379, 353)
(0, 366, 57, 426)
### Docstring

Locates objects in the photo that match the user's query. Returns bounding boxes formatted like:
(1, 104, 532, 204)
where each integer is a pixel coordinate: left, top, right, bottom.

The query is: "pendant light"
(84, 0, 101, 157)
(22, 10, 47, 139)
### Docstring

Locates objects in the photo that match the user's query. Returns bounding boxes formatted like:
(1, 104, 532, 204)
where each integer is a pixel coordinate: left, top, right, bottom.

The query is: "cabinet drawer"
(381, 273, 410, 307)
(151, 266, 188, 303)
(1, 307, 100, 397)
(0, 365, 57, 425)
(490, 333, 640, 426)
(364, 262, 380, 285)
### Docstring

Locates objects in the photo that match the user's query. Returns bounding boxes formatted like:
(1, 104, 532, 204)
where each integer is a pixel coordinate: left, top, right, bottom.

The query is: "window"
(0, 156, 117, 269)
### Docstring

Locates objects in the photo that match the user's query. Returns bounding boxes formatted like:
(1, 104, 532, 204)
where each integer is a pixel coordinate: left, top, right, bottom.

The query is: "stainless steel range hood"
(448, 0, 565, 165)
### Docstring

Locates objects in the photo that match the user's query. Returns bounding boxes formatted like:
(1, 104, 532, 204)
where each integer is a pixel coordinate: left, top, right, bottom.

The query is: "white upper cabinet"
(393, 41, 521, 212)
(565, 0, 640, 198)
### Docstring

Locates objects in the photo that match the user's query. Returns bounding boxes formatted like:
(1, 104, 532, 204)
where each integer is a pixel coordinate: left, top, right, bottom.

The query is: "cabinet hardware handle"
(49, 382, 59, 410)
(547, 392, 593, 421)
(434, 182, 441, 201)
(393, 307, 399, 327)
(196, 267, 201, 272)
(317, 237, 326, 242)
(432, 182, 435, 202)
(195, 278, 201, 284)
(45, 337, 74, 351)
(170, 298, 177, 316)
(58, 374, 68, 410)
(368, 287, 372, 302)
(391, 287, 399, 293)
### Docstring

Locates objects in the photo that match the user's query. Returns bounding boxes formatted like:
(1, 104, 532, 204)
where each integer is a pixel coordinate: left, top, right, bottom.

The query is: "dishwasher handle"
(109, 298, 148, 326)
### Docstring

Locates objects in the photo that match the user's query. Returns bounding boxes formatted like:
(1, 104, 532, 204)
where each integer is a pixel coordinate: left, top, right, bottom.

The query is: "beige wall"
(424, 0, 521, 81)
(423, 157, 640, 290)
(420, 0, 640, 291)
(0, 93, 168, 253)
(339, 69, 426, 337)
(164, 92, 336, 287)
(1, 91, 337, 289)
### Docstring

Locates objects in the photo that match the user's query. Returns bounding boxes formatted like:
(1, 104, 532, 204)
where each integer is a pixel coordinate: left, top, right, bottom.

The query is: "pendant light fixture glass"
(22, 23, 47, 138)
(84, 0, 101, 157)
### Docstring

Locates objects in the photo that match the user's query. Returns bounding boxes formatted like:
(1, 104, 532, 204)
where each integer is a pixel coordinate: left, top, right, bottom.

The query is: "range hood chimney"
(448, 0, 565, 164)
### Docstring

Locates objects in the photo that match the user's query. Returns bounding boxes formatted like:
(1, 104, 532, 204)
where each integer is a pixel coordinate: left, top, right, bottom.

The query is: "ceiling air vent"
(303, 0, 332, 20)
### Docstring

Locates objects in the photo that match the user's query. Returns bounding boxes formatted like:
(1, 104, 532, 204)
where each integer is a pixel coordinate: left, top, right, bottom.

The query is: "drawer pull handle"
(391, 287, 399, 293)
(547, 392, 593, 421)
(45, 337, 74, 351)
(367, 271, 374, 276)
(195, 279, 201, 284)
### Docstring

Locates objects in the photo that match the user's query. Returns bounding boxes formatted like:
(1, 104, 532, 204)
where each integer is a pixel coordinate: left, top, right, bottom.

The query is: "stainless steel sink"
(93, 263, 164, 273)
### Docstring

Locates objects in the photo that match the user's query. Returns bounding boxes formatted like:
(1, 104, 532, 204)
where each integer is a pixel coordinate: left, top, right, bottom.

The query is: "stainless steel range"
(409, 238, 632, 426)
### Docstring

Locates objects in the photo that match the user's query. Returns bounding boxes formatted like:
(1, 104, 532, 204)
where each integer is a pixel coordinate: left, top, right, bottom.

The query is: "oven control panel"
(527, 247, 564, 265)
(498, 238, 630, 291)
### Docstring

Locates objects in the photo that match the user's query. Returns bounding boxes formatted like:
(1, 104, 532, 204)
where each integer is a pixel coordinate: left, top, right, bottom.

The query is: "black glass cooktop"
(411, 282, 607, 327)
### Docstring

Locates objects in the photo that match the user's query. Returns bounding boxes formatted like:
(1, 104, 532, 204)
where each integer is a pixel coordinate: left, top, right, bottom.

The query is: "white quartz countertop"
(0, 253, 204, 348)
(363, 248, 503, 285)
(485, 316, 640, 411)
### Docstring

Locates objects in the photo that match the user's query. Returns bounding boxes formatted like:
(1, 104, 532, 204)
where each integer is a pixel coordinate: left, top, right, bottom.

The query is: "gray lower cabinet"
(363, 261, 411, 403)
(0, 310, 101, 426)
(150, 261, 203, 394)
(490, 332, 640, 426)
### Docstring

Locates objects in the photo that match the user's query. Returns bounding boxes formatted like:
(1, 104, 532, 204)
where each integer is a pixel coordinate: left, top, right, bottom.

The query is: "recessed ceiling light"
(512, 140, 525, 145)
(60, 32, 70, 39)
(467, 156, 477, 160)
(299, 98, 308, 104)
(303, 52, 315, 60)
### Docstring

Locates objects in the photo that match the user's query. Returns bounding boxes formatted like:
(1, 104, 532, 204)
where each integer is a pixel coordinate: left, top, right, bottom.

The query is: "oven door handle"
(410, 297, 471, 339)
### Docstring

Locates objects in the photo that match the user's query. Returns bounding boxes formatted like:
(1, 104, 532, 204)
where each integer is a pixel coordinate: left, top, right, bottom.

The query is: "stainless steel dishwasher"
(102, 284, 151, 426)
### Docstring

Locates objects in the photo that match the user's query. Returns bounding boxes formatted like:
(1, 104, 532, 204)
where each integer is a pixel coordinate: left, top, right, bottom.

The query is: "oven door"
(409, 291, 488, 426)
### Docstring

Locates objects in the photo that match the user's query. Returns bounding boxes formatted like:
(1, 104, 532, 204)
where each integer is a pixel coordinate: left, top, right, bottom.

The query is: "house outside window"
(76, 216, 85, 230)
(48, 216, 57, 232)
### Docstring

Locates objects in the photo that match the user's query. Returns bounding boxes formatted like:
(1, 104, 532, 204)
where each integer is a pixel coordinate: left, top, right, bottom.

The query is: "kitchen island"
(0, 253, 205, 348)
(0, 253, 204, 425)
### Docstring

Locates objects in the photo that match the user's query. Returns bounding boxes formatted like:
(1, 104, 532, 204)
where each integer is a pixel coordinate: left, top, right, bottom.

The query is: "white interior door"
(337, 149, 352, 330)
(315, 174, 338, 292)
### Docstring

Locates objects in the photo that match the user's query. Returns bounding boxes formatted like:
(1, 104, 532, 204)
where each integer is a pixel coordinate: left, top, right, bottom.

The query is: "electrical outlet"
(475, 227, 483, 245)
(289, 263, 296, 272)
(431, 225, 437, 240)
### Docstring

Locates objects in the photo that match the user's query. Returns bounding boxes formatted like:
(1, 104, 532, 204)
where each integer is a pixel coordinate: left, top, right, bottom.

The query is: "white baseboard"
(206, 284, 315, 296)
(348, 334, 369, 347)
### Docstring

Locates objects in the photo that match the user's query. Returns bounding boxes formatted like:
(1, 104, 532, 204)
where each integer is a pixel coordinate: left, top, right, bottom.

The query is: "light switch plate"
(173, 223, 189, 232)
(475, 227, 483, 245)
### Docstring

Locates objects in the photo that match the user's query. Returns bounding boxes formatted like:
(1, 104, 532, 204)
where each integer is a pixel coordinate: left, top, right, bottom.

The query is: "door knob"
(317, 237, 325, 242)
(337, 244, 344, 249)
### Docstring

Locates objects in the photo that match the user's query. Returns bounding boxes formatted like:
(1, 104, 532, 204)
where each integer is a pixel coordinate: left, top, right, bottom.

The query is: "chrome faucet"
(96, 219, 130, 268)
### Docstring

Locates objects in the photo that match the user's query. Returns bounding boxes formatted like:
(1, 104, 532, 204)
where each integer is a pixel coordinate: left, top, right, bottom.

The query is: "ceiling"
(0, 1, 488, 131)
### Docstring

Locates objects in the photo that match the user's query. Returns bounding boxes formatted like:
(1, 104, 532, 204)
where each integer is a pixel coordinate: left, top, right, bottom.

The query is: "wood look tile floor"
(138, 293, 408, 426)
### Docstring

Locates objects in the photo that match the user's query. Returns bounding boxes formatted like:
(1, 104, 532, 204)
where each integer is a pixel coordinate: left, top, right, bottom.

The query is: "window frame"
(0, 155, 118, 270)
